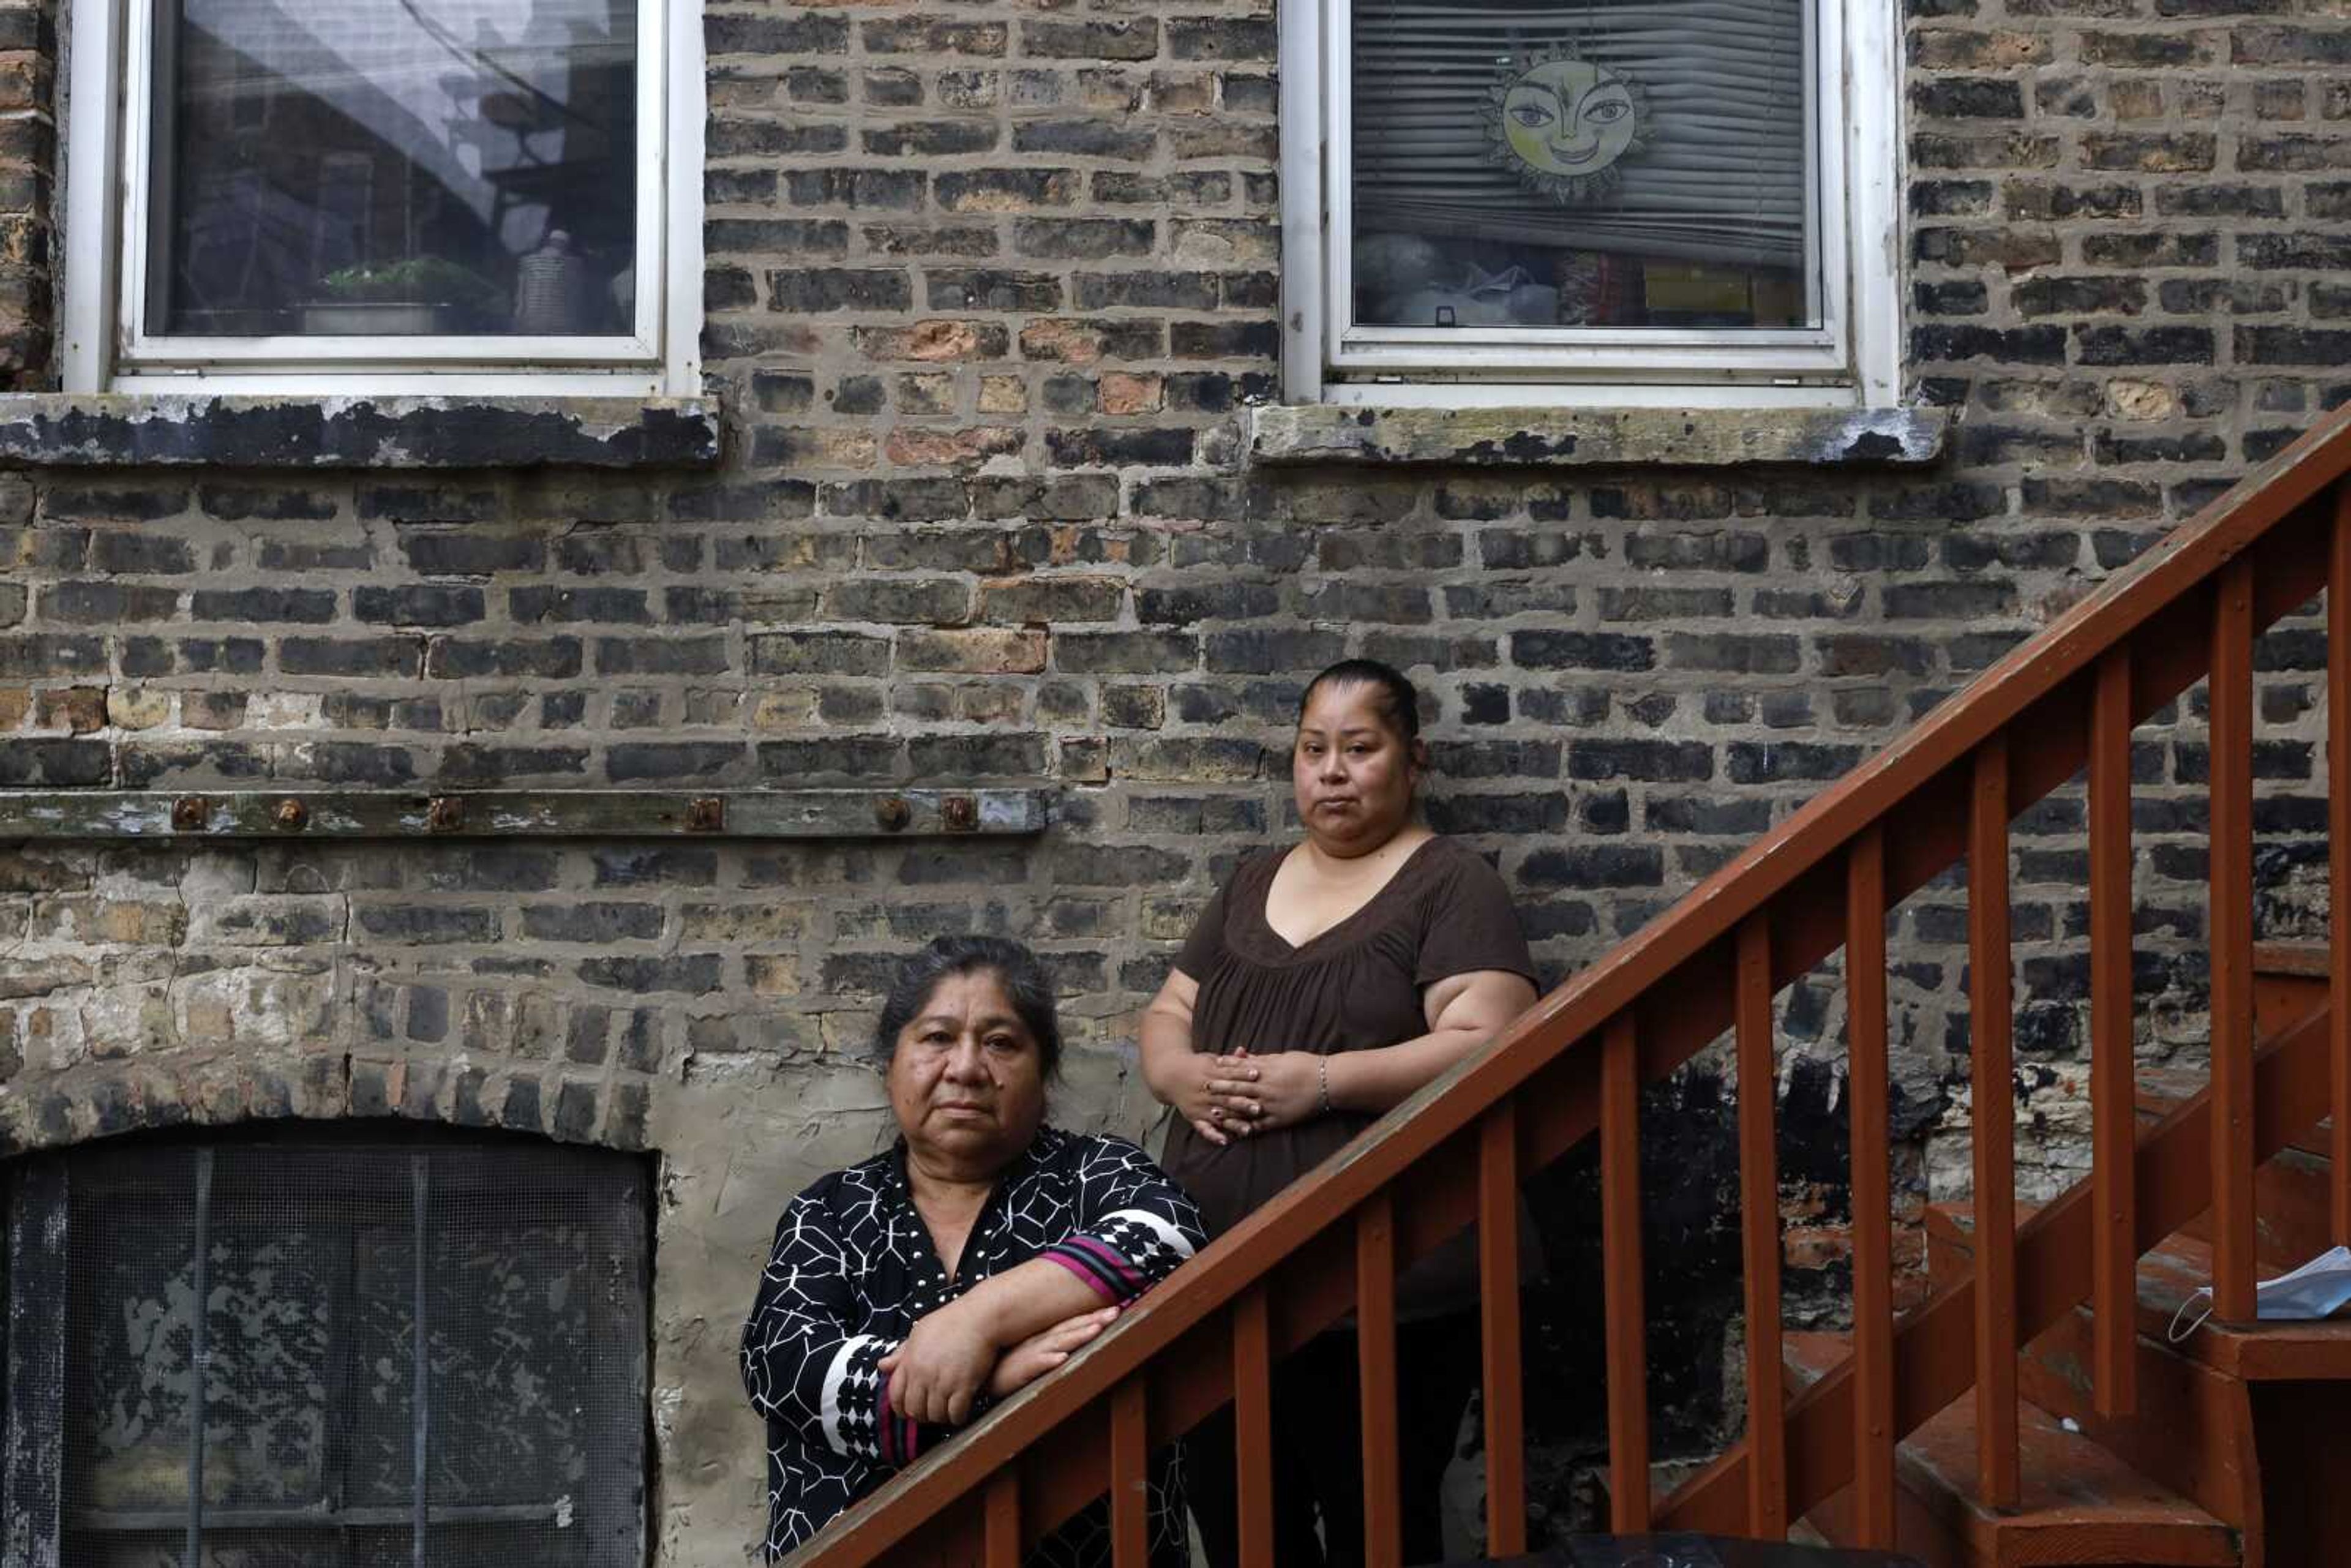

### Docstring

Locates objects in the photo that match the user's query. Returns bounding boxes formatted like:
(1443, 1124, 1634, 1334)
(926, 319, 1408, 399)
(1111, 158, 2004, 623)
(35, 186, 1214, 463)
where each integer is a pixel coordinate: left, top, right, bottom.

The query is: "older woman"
(1141, 659, 1540, 1566)
(741, 936, 1206, 1564)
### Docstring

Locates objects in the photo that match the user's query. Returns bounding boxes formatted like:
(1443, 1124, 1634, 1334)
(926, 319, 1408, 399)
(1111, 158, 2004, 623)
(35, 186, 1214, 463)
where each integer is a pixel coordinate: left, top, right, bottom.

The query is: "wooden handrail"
(798, 402, 2351, 1566)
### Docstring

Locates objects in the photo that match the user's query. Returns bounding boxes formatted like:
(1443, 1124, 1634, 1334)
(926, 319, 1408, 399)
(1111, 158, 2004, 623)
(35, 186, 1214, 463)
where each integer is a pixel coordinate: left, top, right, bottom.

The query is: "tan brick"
(897, 628, 1049, 674)
(977, 375, 1029, 415)
(2105, 379, 2180, 421)
(1098, 372, 1163, 415)
(857, 319, 1005, 362)
(883, 425, 1026, 467)
(746, 955, 801, 996)
(107, 686, 171, 730)
(680, 904, 809, 943)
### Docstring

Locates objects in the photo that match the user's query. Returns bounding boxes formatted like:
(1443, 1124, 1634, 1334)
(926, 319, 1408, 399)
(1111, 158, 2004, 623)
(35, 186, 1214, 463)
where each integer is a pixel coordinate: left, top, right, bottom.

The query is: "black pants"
(1186, 1315, 1482, 1567)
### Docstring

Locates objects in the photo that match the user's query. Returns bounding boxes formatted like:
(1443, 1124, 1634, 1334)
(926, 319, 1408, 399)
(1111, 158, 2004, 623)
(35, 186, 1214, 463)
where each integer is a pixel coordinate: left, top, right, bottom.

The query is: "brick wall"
(0, 0, 49, 385)
(1, 0, 2347, 1554)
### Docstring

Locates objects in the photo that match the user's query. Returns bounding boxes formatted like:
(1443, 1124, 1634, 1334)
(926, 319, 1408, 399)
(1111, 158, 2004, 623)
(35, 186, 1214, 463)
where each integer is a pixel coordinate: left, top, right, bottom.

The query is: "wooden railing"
(798, 404, 2351, 1566)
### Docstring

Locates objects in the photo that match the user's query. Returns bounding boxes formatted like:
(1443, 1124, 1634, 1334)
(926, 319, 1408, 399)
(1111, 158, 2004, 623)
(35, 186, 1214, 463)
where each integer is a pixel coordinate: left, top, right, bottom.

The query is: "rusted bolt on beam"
(425, 797, 465, 833)
(942, 796, 978, 832)
(170, 795, 209, 832)
(274, 798, 309, 830)
(686, 797, 726, 833)
(874, 796, 912, 832)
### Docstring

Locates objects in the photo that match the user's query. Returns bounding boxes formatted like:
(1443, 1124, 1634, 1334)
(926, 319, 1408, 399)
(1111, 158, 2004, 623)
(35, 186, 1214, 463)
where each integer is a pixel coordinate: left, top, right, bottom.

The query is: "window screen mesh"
(53, 1139, 647, 1568)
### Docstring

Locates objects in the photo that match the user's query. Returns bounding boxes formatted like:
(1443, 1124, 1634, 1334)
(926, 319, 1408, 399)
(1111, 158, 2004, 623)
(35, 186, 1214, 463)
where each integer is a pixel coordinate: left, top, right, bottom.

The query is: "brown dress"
(1160, 834, 1537, 1313)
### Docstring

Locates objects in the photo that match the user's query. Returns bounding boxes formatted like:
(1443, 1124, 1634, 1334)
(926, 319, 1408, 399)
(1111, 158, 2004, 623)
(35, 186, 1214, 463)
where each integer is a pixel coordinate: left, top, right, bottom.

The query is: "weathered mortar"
(0, 0, 2345, 1555)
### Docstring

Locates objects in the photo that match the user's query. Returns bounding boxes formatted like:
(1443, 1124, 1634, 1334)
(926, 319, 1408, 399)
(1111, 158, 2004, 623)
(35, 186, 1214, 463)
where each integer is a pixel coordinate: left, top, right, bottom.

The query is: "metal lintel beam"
(0, 789, 1053, 841)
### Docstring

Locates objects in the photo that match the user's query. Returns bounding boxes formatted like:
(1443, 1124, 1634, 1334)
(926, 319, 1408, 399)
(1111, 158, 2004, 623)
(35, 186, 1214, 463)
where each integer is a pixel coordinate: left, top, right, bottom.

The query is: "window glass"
(150, 0, 640, 339)
(1349, 0, 1814, 331)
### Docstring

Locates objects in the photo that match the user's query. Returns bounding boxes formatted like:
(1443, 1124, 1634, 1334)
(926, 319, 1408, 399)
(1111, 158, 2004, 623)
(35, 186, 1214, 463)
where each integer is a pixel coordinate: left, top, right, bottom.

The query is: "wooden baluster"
(1970, 736, 2020, 1509)
(2331, 487, 2351, 1245)
(2090, 649, 2139, 1417)
(1601, 1013, 1652, 1531)
(1231, 1288, 1277, 1567)
(2211, 557, 2257, 1320)
(1110, 1381, 1149, 1567)
(1358, 1191, 1403, 1568)
(1479, 1105, 1528, 1558)
(1736, 915, 1787, 1539)
(1846, 827, 1897, 1550)
(984, 1467, 1021, 1568)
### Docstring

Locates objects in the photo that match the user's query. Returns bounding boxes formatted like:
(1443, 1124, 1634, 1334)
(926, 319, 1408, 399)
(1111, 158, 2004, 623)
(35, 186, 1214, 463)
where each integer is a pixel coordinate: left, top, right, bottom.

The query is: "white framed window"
(61, 0, 702, 395)
(1280, 0, 1901, 408)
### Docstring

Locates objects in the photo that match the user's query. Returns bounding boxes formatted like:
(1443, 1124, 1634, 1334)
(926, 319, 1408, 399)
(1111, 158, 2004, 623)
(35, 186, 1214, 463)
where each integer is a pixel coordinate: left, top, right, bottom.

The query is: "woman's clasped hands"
(1174, 1047, 1326, 1145)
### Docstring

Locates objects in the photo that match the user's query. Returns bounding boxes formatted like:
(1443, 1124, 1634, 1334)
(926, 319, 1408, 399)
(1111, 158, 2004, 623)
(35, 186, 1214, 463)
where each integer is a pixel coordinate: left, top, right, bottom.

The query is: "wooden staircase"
(1787, 950, 2345, 1568)
(790, 408, 2351, 1568)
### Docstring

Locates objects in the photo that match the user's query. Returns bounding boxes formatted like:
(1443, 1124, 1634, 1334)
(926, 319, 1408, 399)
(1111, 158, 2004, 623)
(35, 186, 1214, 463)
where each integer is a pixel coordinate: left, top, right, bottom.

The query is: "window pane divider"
(413, 1151, 430, 1568)
(186, 1146, 211, 1568)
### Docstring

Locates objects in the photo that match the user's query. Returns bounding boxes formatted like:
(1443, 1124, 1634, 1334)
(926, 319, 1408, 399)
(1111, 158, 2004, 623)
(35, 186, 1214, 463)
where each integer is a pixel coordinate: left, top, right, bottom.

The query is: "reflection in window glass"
(151, 0, 639, 337)
(1351, 0, 1813, 331)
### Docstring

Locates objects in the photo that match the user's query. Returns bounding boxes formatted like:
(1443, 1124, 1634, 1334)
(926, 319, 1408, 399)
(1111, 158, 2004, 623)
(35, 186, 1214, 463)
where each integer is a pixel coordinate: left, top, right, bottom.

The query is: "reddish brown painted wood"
(2013, 1282, 2265, 1542)
(1661, 997, 2337, 1539)
(984, 1469, 1020, 1568)
(2333, 487, 2351, 1246)
(1734, 915, 1787, 1540)
(1968, 737, 2020, 1510)
(2089, 648, 2139, 1419)
(1601, 1013, 1651, 1532)
(1781, 1333, 2240, 1568)
(1478, 1105, 1528, 1558)
(1844, 828, 1897, 1551)
(1229, 1289, 1275, 1567)
(1357, 1192, 1402, 1568)
(1108, 1381, 1147, 1567)
(2211, 557, 2258, 1321)
(787, 407, 2351, 1568)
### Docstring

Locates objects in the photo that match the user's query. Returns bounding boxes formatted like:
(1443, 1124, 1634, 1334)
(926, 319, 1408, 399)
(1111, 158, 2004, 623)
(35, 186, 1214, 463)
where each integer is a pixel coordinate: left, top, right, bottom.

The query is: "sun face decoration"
(1482, 51, 1650, 204)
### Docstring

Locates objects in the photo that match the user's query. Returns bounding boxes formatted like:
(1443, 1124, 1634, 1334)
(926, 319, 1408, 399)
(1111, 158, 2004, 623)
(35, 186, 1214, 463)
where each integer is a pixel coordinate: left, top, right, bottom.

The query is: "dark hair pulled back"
(1298, 658, 1422, 745)
(873, 935, 1063, 1079)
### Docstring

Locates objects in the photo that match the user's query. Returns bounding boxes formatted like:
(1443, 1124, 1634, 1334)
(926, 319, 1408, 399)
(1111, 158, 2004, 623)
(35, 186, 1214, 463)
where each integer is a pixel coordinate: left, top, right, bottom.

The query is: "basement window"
(60, 0, 702, 395)
(1280, 0, 1902, 408)
(2, 1132, 651, 1566)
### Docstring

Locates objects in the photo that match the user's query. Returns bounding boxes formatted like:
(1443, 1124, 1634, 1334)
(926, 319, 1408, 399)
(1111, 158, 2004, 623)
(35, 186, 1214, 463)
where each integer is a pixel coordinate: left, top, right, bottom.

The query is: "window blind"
(1351, 0, 1809, 271)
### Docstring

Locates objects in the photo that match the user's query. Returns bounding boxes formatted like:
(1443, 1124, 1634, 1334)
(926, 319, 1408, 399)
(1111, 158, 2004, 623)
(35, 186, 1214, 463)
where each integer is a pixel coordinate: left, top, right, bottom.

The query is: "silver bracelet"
(1317, 1056, 1332, 1116)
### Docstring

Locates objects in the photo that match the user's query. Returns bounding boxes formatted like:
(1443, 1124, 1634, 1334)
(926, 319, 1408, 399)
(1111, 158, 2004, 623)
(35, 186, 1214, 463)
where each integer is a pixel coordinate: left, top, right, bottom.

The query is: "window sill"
(0, 394, 721, 470)
(1244, 403, 1952, 469)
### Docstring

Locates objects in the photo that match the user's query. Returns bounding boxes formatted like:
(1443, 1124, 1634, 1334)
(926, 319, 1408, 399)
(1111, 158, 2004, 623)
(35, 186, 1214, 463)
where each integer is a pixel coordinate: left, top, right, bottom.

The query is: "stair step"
(2251, 940, 2328, 980)
(2135, 1070, 2336, 1172)
(1785, 1332, 2240, 1567)
(2010, 1283, 2263, 1543)
(2132, 1231, 2351, 1381)
(1929, 1206, 2351, 1381)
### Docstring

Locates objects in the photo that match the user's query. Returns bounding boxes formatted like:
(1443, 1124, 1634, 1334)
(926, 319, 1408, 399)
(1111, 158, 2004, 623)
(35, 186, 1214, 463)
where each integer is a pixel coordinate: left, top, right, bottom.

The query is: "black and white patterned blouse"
(740, 1127, 1206, 1564)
